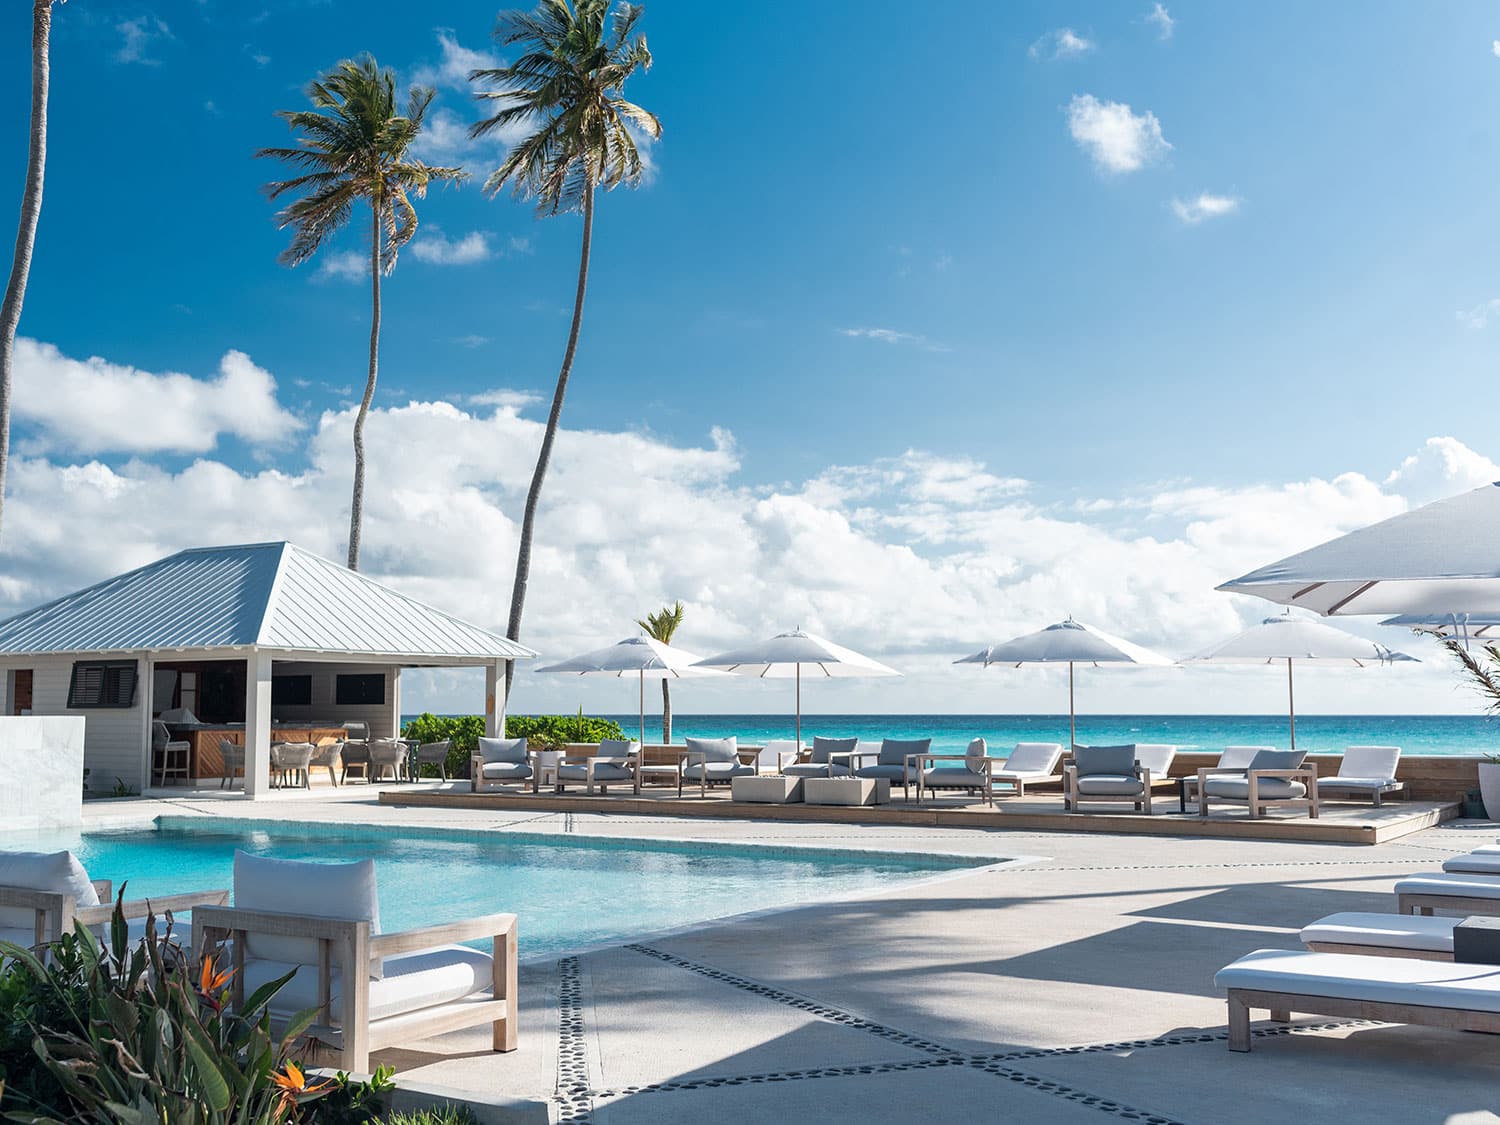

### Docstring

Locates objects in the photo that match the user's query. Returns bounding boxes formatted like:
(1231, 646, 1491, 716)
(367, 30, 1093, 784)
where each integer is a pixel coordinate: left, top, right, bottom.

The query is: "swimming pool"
(2, 817, 993, 958)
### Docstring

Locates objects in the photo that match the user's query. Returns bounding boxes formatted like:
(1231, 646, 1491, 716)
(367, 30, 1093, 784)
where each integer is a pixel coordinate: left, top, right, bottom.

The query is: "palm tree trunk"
(348, 203, 382, 571)
(505, 186, 594, 694)
(0, 0, 53, 542)
(660, 678, 672, 744)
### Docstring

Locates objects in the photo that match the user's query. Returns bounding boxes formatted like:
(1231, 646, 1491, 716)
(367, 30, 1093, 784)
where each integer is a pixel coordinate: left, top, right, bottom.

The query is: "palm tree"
(470, 0, 660, 693)
(0, 0, 60, 542)
(637, 600, 684, 742)
(258, 56, 465, 571)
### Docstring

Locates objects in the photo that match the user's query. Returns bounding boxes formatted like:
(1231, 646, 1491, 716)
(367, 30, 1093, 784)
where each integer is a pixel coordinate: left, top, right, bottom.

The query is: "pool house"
(0, 542, 535, 798)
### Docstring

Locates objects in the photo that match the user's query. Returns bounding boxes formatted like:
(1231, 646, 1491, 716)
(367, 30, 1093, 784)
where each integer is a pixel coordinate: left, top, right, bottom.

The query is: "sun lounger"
(1215, 947, 1500, 1051)
(192, 851, 518, 1073)
(1441, 854, 1500, 876)
(989, 741, 1063, 796)
(1317, 745, 1404, 806)
(1396, 873, 1500, 916)
(1300, 911, 1460, 960)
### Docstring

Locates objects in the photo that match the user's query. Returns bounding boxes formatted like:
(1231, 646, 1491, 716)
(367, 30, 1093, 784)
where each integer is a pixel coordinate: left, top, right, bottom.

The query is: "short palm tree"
(0, 0, 60, 542)
(638, 600, 684, 742)
(258, 56, 465, 571)
(470, 0, 660, 692)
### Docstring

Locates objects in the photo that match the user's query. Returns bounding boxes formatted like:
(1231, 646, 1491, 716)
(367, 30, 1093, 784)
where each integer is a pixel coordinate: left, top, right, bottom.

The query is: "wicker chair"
(217, 737, 245, 790)
(415, 740, 452, 781)
(367, 738, 407, 782)
(270, 741, 314, 789)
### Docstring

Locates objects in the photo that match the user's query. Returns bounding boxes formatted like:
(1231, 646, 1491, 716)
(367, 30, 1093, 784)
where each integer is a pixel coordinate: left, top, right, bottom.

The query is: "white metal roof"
(0, 542, 537, 662)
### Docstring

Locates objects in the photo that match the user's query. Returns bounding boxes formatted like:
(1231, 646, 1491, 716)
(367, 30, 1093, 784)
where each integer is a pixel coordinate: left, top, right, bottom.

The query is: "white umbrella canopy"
(1184, 615, 1416, 747)
(954, 619, 1173, 749)
(535, 636, 724, 745)
(1382, 613, 1500, 643)
(692, 629, 900, 745)
(1218, 482, 1500, 616)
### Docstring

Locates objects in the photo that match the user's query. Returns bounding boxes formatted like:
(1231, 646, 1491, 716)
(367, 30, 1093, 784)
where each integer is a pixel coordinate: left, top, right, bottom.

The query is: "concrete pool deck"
(82, 791, 1500, 1123)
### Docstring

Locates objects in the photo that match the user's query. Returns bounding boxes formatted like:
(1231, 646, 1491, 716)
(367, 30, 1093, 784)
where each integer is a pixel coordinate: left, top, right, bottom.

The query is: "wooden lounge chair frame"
(1197, 765, 1320, 819)
(192, 905, 519, 1073)
(0, 880, 229, 949)
(555, 750, 642, 795)
(1398, 890, 1500, 918)
(1062, 759, 1161, 815)
(1226, 987, 1500, 1052)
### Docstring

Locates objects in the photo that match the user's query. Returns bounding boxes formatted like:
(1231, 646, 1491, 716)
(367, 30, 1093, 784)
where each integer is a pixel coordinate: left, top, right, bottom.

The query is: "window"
(335, 673, 385, 706)
(67, 661, 138, 709)
(272, 674, 313, 706)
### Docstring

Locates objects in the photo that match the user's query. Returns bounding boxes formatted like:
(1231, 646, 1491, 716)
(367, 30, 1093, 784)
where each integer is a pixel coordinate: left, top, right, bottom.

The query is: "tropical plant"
(400, 711, 627, 775)
(637, 600, 684, 742)
(258, 56, 466, 571)
(1445, 637, 1500, 714)
(0, 0, 59, 543)
(469, 0, 661, 692)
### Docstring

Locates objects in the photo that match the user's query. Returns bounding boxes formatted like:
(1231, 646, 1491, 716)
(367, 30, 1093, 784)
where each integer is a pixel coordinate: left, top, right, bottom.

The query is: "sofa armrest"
(74, 888, 229, 927)
(91, 879, 113, 901)
(371, 912, 518, 958)
(191, 904, 368, 945)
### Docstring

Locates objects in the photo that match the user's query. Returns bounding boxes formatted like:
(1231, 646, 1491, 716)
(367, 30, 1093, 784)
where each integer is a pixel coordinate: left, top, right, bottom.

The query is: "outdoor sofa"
(782, 736, 857, 779)
(556, 739, 642, 795)
(471, 736, 533, 793)
(1197, 748, 1319, 819)
(854, 737, 930, 800)
(681, 736, 758, 796)
(1063, 744, 1177, 815)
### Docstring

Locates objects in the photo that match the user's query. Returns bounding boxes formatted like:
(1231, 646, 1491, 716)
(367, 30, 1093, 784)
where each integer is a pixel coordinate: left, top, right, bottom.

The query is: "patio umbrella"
(953, 618, 1173, 749)
(1184, 614, 1416, 748)
(692, 629, 900, 746)
(534, 636, 724, 745)
(1382, 613, 1500, 646)
(1218, 481, 1500, 615)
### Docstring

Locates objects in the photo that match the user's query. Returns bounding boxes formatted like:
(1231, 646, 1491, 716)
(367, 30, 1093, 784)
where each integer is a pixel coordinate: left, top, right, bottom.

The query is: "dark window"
(335, 674, 385, 706)
(67, 661, 137, 709)
(272, 674, 313, 706)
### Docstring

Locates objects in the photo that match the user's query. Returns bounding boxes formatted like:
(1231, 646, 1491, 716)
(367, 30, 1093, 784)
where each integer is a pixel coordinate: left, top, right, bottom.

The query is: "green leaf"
(184, 1033, 231, 1112)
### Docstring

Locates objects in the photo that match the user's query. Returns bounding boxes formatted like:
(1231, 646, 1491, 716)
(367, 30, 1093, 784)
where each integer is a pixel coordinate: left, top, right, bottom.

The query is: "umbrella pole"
(1069, 661, 1076, 750)
(795, 663, 802, 747)
(639, 669, 646, 747)
(1287, 657, 1296, 749)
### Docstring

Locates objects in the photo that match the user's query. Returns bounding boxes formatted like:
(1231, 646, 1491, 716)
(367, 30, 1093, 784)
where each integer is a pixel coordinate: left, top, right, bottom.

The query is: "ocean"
(410, 713, 1500, 758)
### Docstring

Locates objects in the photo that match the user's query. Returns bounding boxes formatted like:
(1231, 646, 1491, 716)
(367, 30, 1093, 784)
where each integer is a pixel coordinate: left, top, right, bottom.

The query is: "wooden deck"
(380, 784, 1457, 845)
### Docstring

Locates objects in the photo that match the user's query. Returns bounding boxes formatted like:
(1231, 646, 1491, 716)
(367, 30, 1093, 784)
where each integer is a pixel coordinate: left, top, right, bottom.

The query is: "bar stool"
(151, 720, 190, 787)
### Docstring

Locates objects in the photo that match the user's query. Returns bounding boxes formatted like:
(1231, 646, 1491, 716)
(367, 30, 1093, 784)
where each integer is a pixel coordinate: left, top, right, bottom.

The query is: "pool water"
(3, 818, 988, 958)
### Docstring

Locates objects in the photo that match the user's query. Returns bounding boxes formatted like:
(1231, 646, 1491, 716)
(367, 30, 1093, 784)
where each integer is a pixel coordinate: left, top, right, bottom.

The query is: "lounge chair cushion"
(243, 943, 492, 1026)
(1133, 744, 1177, 776)
(1443, 854, 1500, 876)
(233, 851, 382, 978)
(1216, 746, 1272, 772)
(880, 738, 930, 767)
(1202, 777, 1307, 800)
(810, 736, 857, 764)
(1319, 777, 1402, 792)
(0, 850, 99, 929)
(1075, 774, 1144, 797)
(1245, 748, 1306, 772)
(998, 743, 1062, 776)
(1339, 745, 1400, 781)
(559, 761, 633, 783)
(855, 763, 908, 782)
(1300, 912, 1457, 954)
(685, 736, 738, 763)
(682, 761, 755, 781)
(1214, 947, 1500, 1012)
(1073, 745, 1137, 777)
(783, 762, 851, 778)
(965, 738, 985, 766)
(477, 737, 528, 764)
(597, 739, 640, 757)
(1395, 874, 1500, 900)
(480, 762, 532, 780)
(924, 766, 987, 788)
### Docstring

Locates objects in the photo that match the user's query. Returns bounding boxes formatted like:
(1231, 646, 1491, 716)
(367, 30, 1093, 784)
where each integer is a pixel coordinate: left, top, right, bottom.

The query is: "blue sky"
(3, 1, 1500, 716)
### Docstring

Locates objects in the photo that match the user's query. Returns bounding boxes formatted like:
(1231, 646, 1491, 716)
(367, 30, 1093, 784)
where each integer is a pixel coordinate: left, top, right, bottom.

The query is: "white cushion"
(1340, 745, 1400, 781)
(0, 850, 99, 929)
(242, 943, 492, 1026)
(1076, 774, 1144, 796)
(480, 761, 532, 780)
(1218, 746, 1273, 771)
(1203, 776, 1308, 800)
(1301, 911, 1457, 953)
(1471, 844, 1500, 856)
(597, 739, 639, 757)
(1214, 948, 1500, 1012)
(233, 851, 381, 977)
(685, 736, 738, 763)
(965, 738, 986, 765)
(1000, 743, 1062, 775)
(1133, 744, 1177, 776)
(1396, 873, 1500, 900)
(1443, 855, 1500, 876)
(1319, 777, 1402, 791)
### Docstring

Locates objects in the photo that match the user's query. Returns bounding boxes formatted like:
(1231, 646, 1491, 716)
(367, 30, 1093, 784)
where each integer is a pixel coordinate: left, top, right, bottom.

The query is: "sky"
(2, 1, 1500, 717)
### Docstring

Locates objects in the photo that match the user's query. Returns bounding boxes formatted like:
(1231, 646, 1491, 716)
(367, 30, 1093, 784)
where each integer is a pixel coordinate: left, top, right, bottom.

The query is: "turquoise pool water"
(2, 818, 987, 958)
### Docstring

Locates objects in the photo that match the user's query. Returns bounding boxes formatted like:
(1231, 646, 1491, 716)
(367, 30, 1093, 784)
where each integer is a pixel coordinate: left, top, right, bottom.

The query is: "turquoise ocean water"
(591, 714, 1500, 757)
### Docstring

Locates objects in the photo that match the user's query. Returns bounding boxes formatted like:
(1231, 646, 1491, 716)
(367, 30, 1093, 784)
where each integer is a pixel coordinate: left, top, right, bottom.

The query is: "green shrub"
(400, 712, 626, 778)
(382, 1107, 477, 1125)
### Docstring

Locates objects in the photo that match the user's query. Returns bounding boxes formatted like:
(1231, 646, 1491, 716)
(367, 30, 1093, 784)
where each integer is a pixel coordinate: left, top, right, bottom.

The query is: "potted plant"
(1444, 638, 1500, 818)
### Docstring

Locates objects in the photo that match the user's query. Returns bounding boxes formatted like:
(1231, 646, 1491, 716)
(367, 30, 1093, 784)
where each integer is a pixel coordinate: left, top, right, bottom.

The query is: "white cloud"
(1492, 40, 1500, 58)
(116, 15, 171, 65)
(1147, 3, 1175, 41)
(3, 337, 1495, 716)
(10, 338, 301, 455)
(1029, 28, 1096, 61)
(1067, 94, 1171, 174)
(317, 251, 368, 283)
(839, 327, 950, 352)
(1459, 297, 1500, 328)
(453, 334, 490, 349)
(411, 230, 492, 266)
(412, 30, 500, 90)
(1171, 192, 1240, 224)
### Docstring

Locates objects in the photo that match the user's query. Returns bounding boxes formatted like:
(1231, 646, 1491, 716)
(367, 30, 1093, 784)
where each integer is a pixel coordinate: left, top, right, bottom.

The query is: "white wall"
(268, 662, 399, 738)
(0, 716, 87, 830)
(0, 657, 147, 794)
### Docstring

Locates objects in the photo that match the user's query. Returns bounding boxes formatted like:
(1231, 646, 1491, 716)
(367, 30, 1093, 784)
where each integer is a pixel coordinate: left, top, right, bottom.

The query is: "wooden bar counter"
(185, 727, 347, 780)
